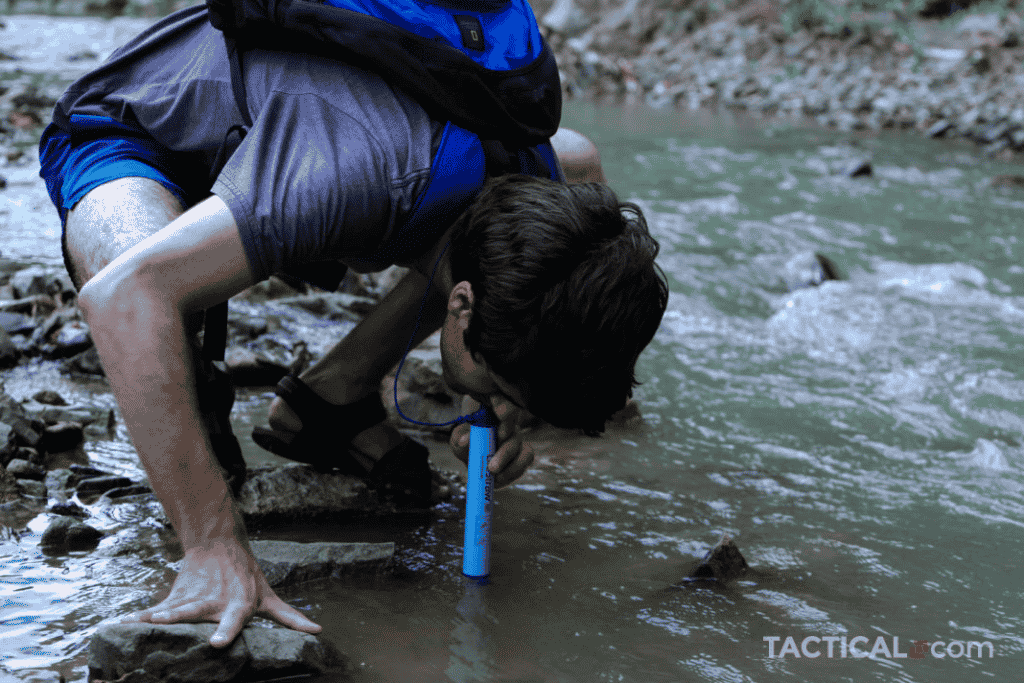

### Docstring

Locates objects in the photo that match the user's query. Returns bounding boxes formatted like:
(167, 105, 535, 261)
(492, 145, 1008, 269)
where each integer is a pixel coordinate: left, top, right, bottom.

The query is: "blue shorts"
(39, 115, 202, 227)
(39, 115, 210, 282)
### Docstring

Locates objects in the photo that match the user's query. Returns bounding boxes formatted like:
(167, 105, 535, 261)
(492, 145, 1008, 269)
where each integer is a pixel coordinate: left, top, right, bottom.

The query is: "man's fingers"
(211, 600, 252, 648)
(450, 423, 470, 463)
(261, 596, 322, 634)
(493, 440, 535, 489)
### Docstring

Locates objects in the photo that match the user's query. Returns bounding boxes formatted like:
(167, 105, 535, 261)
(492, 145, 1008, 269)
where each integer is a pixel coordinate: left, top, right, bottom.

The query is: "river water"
(3, 63, 1024, 682)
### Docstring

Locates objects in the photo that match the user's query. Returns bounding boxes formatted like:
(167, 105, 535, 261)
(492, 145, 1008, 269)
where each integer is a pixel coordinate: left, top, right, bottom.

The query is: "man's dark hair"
(449, 174, 669, 434)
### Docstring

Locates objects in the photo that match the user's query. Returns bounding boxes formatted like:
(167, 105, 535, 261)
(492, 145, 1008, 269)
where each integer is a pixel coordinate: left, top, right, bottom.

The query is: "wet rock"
(77, 475, 134, 498)
(688, 535, 749, 582)
(251, 540, 394, 588)
(231, 275, 305, 303)
(63, 346, 105, 375)
(236, 464, 376, 521)
(0, 293, 58, 318)
(842, 158, 873, 177)
(0, 311, 35, 335)
(16, 478, 46, 498)
(542, 0, 589, 37)
(0, 422, 17, 468)
(97, 484, 153, 503)
(15, 446, 41, 466)
(45, 468, 76, 503)
(0, 395, 41, 450)
(88, 622, 346, 683)
(50, 320, 92, 358)
(42, 445, 90, 471)
(31, 390, 67, 406)
(5, 458, 44, 480)
(337, 265, 407, 301)
(8, 265, 49, 299)
(0, 327, 17, 368)
(226, 309, 268, 339)
(28, 308, 81, 354)
(38, 422, 84, 454)
(69, 464, 113, 480)
(0, 463, 19, 506)
(21, 400, 114, 430)
(40, 515, 103, 552)
(47, 501, 89, 519)
(926, 119, 953, 138)
(223, 346, 289, 387)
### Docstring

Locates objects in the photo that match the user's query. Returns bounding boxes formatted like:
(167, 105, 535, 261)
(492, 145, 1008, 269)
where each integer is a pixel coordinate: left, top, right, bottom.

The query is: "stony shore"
(542, 0, 1024, 158)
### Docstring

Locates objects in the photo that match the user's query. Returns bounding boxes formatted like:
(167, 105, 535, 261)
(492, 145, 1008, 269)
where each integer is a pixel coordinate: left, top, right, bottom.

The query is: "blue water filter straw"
(462, 405, 499, 579)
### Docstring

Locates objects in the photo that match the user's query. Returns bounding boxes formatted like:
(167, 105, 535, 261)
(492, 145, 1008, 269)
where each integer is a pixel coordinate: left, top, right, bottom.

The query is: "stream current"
(3, 79, 1024, 681)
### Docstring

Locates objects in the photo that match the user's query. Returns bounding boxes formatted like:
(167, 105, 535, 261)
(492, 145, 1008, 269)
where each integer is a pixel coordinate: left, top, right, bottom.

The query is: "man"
(40, 3, 667, 648)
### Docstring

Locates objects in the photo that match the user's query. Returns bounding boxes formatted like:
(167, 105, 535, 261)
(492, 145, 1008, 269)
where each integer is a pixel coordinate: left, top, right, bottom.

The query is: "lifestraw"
(390, 241, 500, 578)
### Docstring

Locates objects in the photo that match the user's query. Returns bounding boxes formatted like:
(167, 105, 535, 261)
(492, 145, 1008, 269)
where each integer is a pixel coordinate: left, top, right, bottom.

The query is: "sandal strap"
(274, 374, 387, 437)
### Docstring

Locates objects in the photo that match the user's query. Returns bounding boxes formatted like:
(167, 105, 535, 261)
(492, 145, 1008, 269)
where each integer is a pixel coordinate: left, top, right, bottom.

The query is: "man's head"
(441, 174, 668, 434)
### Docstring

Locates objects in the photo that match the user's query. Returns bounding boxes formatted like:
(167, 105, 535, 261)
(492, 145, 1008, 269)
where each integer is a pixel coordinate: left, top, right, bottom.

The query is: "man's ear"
(448, 281, 475, 323)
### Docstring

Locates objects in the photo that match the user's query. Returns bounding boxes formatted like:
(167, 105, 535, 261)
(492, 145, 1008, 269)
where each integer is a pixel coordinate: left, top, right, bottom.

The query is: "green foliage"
(779, 0, 931, 36)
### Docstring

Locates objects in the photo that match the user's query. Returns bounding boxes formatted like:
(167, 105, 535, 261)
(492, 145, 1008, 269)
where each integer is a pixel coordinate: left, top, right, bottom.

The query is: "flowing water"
(4, 86, 1024, 681)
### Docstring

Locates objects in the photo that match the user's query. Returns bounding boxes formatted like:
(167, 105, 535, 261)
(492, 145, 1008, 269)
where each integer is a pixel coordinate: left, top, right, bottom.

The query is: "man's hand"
(450, 396, 535, 489)
(121, 540, 321, 647)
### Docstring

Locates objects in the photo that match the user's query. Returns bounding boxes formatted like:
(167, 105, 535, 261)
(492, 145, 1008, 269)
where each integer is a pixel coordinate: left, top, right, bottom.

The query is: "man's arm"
(78, 195, 321, 647)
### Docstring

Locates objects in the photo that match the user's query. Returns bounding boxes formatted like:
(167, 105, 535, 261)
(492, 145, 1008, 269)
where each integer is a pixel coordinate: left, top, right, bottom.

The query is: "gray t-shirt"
(52, 5, 441, 281)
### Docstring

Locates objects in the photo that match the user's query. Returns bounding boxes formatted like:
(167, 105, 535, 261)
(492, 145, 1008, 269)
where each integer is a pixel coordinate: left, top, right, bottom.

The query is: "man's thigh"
(63, 177, 185, 290)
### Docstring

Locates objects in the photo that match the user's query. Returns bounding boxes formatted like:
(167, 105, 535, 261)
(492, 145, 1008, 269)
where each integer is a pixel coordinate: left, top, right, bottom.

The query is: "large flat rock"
(88, 622, 348, 683)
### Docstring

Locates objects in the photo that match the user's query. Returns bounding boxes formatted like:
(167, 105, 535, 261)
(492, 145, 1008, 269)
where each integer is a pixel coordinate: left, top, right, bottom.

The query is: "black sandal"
(252, 374, 432, 507)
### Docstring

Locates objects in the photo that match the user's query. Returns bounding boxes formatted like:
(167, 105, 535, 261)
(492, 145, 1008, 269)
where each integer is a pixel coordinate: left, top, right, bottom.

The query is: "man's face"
(439, 280, 526, 412)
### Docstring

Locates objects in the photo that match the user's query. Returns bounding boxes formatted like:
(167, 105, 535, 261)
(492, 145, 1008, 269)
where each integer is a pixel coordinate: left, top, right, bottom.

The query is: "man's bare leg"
(64, 177, 184, 289)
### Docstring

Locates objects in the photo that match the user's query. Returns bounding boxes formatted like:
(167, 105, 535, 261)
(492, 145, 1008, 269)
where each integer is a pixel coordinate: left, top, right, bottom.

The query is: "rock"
(48, 501, 89, 519)
(77, 475, 134, 498)
(66, 49, 99, 61)
(926, 119, 953, 138)
(337, 265, 407, 301)
(226, 310, 268, 338)
(50, 320, 92, 358)
(40, 516, 103, 551)
(0, 395, 41, 450)
(16, 478, 46, 498)
(0, 294, 58, 317)
(8, 265, 49, 299)
(28, 308, 80, 354)
(0, 327, 17, 368)
(0, 421, 14, 467)
(231, 275, 304, 303)
(42, 445, 90, 471)
(38, 421, 84, 453)
(97, 484, 153, 503)
(0, 463, 19, 506)
(251, 540, 394, 588)
(21, 401, 113, 429)
(88, 622, 346, 683)
(223, 347, 289, 387)
(236, 464, 376, 521)
(842, 158, 872, 177)
(32, 390, 67, 406)
(15, 446, 41, 466)
(0, 311, 34, 335)
(542, 0, 589, 36)
(45, 468, 76, 502)
(69, 464, 112, 479)
(5, 458, 44, 480)
(63, 346, 105, 375)
(688, 535, 749, 582)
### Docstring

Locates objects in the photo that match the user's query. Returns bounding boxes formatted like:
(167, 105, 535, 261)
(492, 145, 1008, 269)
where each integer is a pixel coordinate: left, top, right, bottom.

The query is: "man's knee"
(551, 128, 607, 183)
(63, 176, 185, 289)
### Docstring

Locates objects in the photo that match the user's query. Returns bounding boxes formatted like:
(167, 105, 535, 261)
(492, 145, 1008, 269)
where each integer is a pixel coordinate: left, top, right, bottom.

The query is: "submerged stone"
(688, 535, 749, 582)
(251, 540, 395, 588)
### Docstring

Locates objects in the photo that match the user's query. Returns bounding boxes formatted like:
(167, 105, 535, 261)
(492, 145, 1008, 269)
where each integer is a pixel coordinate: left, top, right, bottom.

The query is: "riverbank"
(542, 0, 1024, 158)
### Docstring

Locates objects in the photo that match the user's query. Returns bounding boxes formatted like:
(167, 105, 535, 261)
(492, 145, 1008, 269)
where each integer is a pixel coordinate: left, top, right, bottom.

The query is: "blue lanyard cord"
(392, 242, 497, 430)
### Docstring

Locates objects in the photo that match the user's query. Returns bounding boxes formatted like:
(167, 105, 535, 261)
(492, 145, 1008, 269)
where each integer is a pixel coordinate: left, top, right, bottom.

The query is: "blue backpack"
(201, 0, 565, 359)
